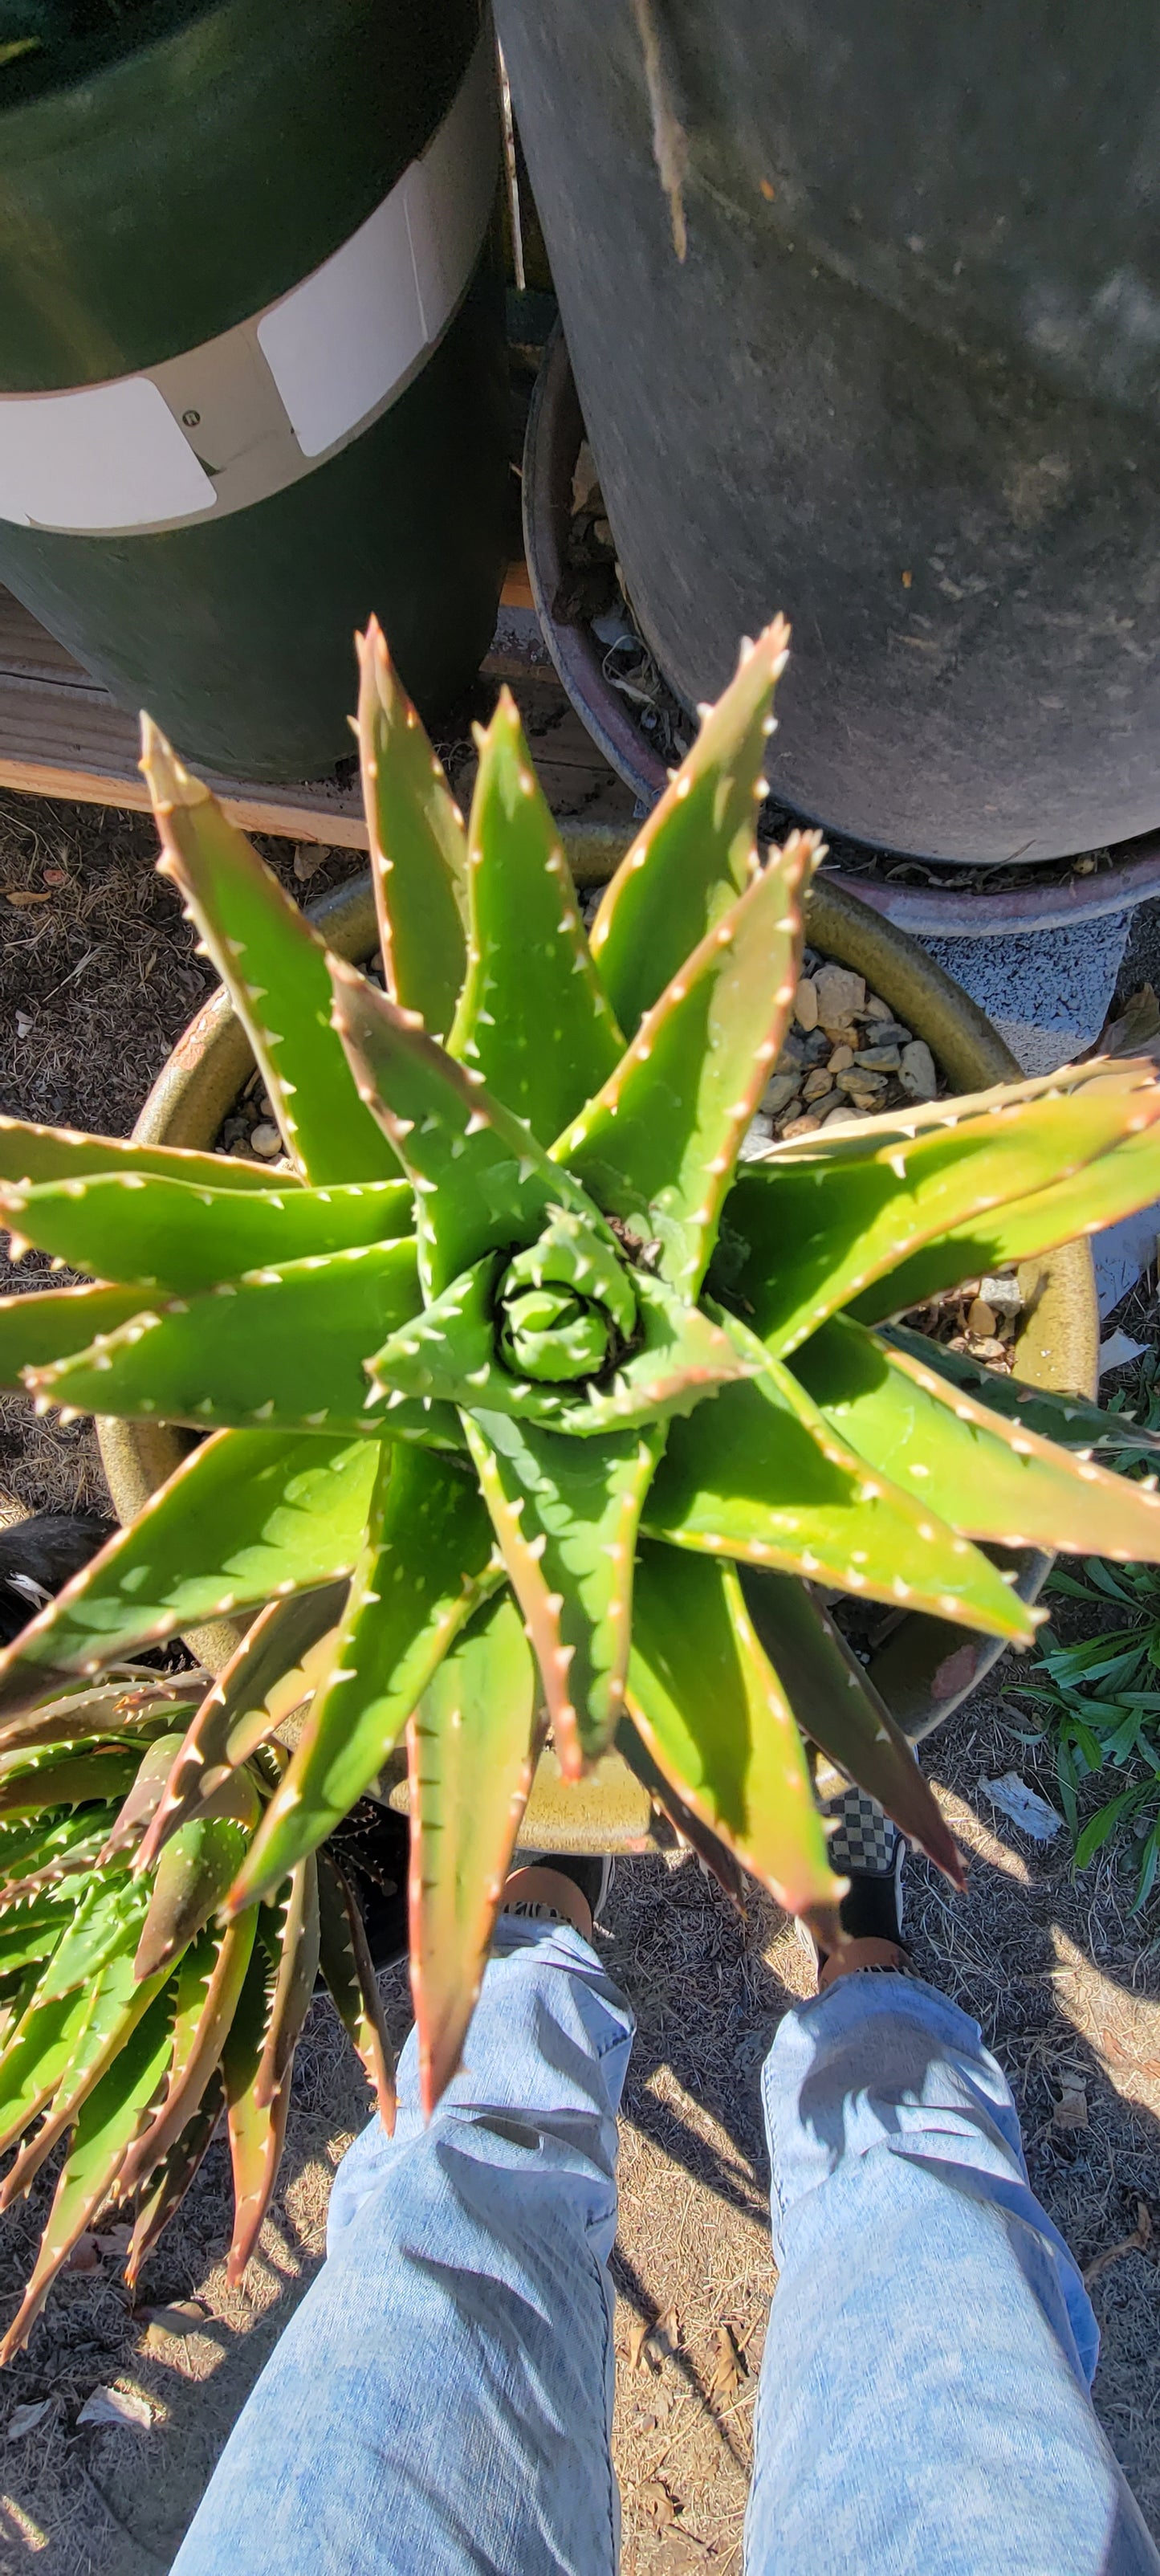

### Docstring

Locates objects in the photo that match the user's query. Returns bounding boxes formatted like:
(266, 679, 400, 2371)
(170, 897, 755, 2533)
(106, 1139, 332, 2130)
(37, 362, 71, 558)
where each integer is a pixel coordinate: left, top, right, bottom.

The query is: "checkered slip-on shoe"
(796, 1760, 910, 1978)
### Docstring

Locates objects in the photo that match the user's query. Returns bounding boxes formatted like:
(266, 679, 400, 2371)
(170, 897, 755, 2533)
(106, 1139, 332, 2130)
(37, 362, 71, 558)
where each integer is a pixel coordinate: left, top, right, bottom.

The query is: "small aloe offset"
(2, 614, 1160, 2239)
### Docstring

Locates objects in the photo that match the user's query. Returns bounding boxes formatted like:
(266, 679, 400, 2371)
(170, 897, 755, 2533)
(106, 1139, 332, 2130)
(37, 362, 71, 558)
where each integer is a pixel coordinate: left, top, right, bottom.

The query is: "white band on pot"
(0, 29, 497, 540)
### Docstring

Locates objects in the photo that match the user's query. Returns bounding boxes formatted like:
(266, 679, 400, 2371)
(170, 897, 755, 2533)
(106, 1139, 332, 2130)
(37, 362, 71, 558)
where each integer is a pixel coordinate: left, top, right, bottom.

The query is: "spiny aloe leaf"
(254, 1857, 320, 2109)
(102, 1730, 196, 1861)
(0, 1898, 75, 1978)
(0, 1282, 147, 1386)
(39, 1870, 149, 1998)
(644, 1321, 1036, 1642)
(1, 1807, 120, 1893)
(368, 1253, 751, 1437)
(449, 688, 622, 1139)
(0, 1986, 97, 2159)
(229, 1446, 497, 1907)
(615, 1714, 747, 1904)
(134, 1770, 259, 1983)
(124, 2069, 224, 2289)
(1, 1172, 411, 1295)
(0, 1751, 140, 1818)
(796, 1314, 1160, 1563)
(316, 1855, 395, 2131)
(136, 1586, 348, 1865)
(0, 1432, 381, 1717)
(140, 716, 397, 1187)
(220, 1917, 287, 2284)
(409, 1588, 540, 2114)
(0, 1987, 174, 2366)
(116, 1910, 258, 2204)
(0, 1112, 291, 1195)
(853, 1119, 1160, 1321)
(356, 616, 469, 1037)
(589, 618, 792, 1035)
(0, 1681, 197, 1765)
(26, 1242, 441, 1445)
(560, 840, 816, 1296)
(728, 1059, 1160, 1357)
(465, 1412, 661, 1771)
(329, 954, 605, 1297)
(0, 1938, 169, 2207)
(738, 1567, 963, 1882)
(628, 1543, 842, 1934)
(882, 1323, 1160, 1457)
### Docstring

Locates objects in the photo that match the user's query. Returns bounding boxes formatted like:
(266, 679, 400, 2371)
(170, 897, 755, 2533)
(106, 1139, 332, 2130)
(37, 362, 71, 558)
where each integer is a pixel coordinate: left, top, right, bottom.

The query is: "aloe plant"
(0, 1668, 392, 2360)
(3, 612, 1160, 2169)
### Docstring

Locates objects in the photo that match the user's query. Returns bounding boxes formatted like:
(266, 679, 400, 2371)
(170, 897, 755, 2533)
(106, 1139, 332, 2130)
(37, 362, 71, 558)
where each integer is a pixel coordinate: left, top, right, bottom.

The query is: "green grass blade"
(140, 717, 397, 1186)
(0, 1112, 294, 1195)
(0, 1431, 382, 1716)
(589, 620, 794, 1035)
(450, 688, 622, 1138)
(739, 1567, 963, 1882)
(316, 1855, 396, 2130)
(357, 617, 469, 1039)
(409, 1589, 540, 2113)
(0, 1283, 148, 1388)
(559, 841, 815, 1295)
(229, 1446, 498, 1906)
(796, 1314, 1160, 1564)
(464, 1412, 662, 1769)
(136, 1587, 348, 1865)
(628, 1543, 842, 1933)
(1, 1173, 411, 1295)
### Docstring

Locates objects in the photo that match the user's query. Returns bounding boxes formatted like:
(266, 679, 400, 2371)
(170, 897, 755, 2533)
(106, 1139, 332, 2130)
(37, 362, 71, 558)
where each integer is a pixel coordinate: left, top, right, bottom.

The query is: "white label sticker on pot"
(0, 376, 216, 532)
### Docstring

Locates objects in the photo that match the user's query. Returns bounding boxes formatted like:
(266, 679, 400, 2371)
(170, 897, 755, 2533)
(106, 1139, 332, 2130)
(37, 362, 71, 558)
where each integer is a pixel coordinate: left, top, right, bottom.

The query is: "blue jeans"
(173, 1921, 1159, 2574)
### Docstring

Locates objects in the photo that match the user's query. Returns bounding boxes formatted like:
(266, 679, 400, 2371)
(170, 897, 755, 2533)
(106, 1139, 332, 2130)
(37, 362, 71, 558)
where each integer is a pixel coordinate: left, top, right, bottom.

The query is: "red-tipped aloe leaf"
(0, 1172, 410, 1295)
(0, 1984, 98, 2160)
(615, 1715, 747, 1905)
(0, 1751, 141, 1820)
(0, 1431, 381, 1718)
(0, 1111, 293, 1195)
(465, 1411, 661, 1770)
(219, 1919, 287, 2284)
(409, 1588, 540, 2113)
(136, 1585, 348, 1866)
(124, 2070, 225, 2289)
(559, 842, 816, 1296)
(357, 617, 469, 1038)
(116, 1909, 258, 2203)
(316, 1855, 396, 2131)
(254, 1857, 320, 2109)
(882, 1323, 1160, 1457)
(134, 1769, 260, 1983)
(794, 1313, 1160, 1563)
(738, 1567, 963, 1882)
(589, 619, 793, 1035)
(0, 1938, 170, 2207)
(450, 688, 622, 1138)
(628, 1543, 842, 1934)
(229, 1445, 498, 1906)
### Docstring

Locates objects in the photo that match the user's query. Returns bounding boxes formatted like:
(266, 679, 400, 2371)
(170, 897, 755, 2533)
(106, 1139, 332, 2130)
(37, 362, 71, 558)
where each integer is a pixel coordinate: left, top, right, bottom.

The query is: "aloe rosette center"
(496, 1216, 638, 1385)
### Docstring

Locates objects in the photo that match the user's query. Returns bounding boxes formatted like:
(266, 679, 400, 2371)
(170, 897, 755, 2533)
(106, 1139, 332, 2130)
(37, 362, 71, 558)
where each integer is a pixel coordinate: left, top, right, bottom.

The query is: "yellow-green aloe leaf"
(0, 1984, 97, 2159)
(316, 1855, 396, 2131)
(0, 1283, 148, 1388)
(136, 1586, 348, 1867)
(643, 1320, 1036, 1643)
(882, 1323, 1160, 1459)
(450, 688, 622, 1139)
(794, 1313, 1160, 1563)
(464, 1412, 663, 1770)
(229, 1445, 498, 1908)
(0, 1172, 411, 1295)
(0, 1936, 169, 2209)
(628, 1544, 842, 1935)
(254, 1858, 320, 2109)
(0, 1432, 382, 1718)
(738, 1567, 963, 1883)
(116, 1909, 258, 2205)
(589, 618, 794, 1035)
(134, 1768, 260, 1983)
(140, 716, 397, 1186)
(0, 1986, 175, 2366)
(124, 2069, 225, 2291)
(0, 1112, 295, 1194)
(409, 1588, 540, 2114)
(356, 617, 469, 1039)
(559, 838, 816, 1296)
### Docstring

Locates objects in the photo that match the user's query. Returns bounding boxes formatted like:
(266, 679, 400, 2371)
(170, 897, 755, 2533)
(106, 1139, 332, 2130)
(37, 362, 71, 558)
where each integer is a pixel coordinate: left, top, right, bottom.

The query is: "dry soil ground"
(0, 782, 1158, 2571)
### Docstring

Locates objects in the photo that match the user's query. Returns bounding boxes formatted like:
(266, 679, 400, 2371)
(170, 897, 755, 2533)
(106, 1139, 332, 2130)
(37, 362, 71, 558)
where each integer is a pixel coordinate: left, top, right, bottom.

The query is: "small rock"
(249, 1123, 282, 1159)
(899, 1038, 937, 1100)
(801, 1028, 832, 1064)
(862, 992, 892, 1020)
(776, 1030, 808, 1068)
(760, 1071, 800, 1117)
(813, 963, 865, 1028)
(822, 1104, 868, 1127)
(144, 2299, 210, 2342)
(967, 1335, 1005, 1360)
(292, 842, 330, 885)
(855, 1043, 902, 1072)
(980, 1273, 1024, 1313)
(838, 1070, 887, 1106)
(803, 1087, 845, 1121)
(967, 1298, 996, 1337)
(803, 1066, 836, 1103)
(792, 976, 819, 1032)
(782, 1111, 824, 1139)
(827, 1042, 855, 1074)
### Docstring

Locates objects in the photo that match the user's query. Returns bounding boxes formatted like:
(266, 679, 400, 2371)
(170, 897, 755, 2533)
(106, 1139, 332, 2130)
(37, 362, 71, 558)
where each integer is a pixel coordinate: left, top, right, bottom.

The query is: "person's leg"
(172, 1910, 633, 2576)
(746, 1965, 1160, 2576)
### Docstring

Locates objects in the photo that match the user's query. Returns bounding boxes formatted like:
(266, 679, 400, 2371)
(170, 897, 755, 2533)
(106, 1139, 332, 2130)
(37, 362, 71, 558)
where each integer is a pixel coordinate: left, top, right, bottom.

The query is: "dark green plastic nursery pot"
(0, 0, 508, 777)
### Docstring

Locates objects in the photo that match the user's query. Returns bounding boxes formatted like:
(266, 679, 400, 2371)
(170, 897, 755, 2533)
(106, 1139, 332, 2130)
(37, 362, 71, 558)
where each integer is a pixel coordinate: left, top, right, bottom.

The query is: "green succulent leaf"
(628, 1543, 842, 1932)
(134, 1769, 259, 1983)
(727, 1060, 1160, 1358)
(645, 1319, 1035, 1642)
(0, 1112, 292, 1196)
(465, 1412, 661, 1769)
(560, 838, 816, 1296)
(408, 1588, 540, 2114)
(0, 1935, 169, 2207)
(230, 1445, 498, 1906)
(140, 717, 397, 1186)
(794, 1313, 1160, 1564)
(124, 2070, 225, 2290)
(220, 1912, 289, 2283)
(357, 617, 469, 1038)
(589, 619, 793, 1035)
(882, 1323, 1160, 1457)
(116, 1909, 258, 2206)
(450, 687, 622, 1138)
(0, 1282, 149, 1388)
(0, 1986, 174, 2366)
(0, 1172, 411, 1296)
(39, 1869, 149, 1999)
(738, 1567, 963, 1882)
(0, 1984, 97, 2160)
(136, 1585, 348, 1865)
(0, 1751, 140, 1818)
(254, 1857, 320, 2109)
(0, 1432, 382, 1716)
(316, 1854, 396, 2130)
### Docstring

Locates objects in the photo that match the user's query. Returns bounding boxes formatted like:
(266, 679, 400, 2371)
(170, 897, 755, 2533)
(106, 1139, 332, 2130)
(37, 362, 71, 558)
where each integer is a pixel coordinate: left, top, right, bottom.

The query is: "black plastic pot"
(0, 0, 508, 779)
(499, 0, 1160, 866)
